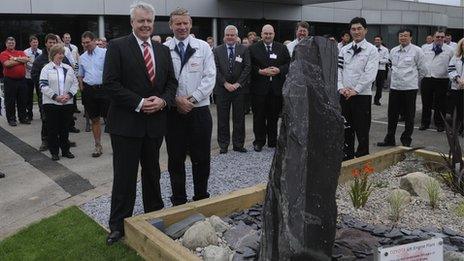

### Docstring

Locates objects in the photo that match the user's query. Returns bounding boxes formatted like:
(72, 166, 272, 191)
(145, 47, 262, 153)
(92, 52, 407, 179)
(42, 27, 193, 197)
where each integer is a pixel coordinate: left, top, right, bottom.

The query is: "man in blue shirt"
(78, 31, 108, 157)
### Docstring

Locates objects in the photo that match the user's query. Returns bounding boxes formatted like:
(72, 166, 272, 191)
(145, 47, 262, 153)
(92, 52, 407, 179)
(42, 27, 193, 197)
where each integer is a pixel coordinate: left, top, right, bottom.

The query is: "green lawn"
(0, 206, 142, 261)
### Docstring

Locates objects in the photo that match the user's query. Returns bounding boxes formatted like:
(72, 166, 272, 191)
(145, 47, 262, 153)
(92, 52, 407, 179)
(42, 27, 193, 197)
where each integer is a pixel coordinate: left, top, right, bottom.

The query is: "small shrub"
(455, 201, 464, 217)
(388, 190, 409, 223)
(425, 179, 441, 209)
(349, 163, 374, 209)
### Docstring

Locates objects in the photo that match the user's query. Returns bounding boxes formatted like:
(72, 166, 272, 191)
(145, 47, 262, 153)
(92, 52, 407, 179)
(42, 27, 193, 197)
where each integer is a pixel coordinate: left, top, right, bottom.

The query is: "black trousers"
(43, 104, 73, 155)
(420, 77, 449, 128)
(449, 89, 464, 132)
(166, 106, 212, 206)
(373, 70, 387, 103)
(25, 78, 35, 120)
(341, 95, 371, 160)
(109, 134, 164, 232)
(216, 92, 245, 149)
(252, 93, 282, 147)
(4, 77, 27, 122)
(384, 89, 417, 146)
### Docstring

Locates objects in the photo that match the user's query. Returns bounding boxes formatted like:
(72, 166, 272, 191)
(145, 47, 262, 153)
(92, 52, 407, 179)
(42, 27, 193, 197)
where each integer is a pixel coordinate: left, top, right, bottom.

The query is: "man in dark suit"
(103, 2, 177, 245)
(249, 24, 290, 152)
(213, 25, 251, 154)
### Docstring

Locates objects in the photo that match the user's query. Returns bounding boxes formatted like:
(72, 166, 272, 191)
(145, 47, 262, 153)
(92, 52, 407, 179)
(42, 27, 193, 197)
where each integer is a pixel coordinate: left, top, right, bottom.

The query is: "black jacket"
(249, 41, 290, 96)
(213, 43, 251, 95)
(103, 34, 178, 138)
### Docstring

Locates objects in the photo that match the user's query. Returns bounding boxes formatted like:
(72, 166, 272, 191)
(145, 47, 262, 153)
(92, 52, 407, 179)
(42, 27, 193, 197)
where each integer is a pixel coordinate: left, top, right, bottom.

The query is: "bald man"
(248, 24, 290, 152)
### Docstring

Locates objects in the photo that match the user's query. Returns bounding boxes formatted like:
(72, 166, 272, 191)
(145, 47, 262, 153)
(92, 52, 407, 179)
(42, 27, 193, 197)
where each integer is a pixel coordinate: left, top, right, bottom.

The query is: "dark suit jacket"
(103, 34, 178, 138)
(249, 40, 290, 96)
(213, 43, 251, 95)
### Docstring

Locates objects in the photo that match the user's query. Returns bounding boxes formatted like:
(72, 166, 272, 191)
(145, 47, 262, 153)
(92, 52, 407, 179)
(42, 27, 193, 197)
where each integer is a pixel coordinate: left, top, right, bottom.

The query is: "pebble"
(337, 154, 464, 233)
(81, 146, 275, 227)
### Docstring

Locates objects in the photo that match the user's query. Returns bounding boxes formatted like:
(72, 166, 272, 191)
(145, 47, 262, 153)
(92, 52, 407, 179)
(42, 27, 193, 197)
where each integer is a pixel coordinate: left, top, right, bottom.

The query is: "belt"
(84, 83, 103, 88)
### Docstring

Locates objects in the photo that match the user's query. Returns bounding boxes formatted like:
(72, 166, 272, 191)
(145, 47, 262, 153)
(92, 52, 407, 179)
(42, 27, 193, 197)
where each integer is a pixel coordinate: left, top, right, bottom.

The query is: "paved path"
(0, 91, 455, 239)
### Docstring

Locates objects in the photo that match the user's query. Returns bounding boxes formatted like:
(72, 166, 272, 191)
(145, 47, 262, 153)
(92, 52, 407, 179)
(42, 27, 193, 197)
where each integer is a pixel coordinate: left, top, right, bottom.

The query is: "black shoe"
(69, 141, 77, 147)
(19, 120, 31, 125)
(436, 127, 445, 132)
(268, 144, 276, 148)
(106, 230, 123, 245)
(62, 152, 75, 159)
(377, 141, 396, 147)
(0, 172, 5, 178)
(418, 125, 428, 131)
(253, 144, 263, 152)
(402, 142, 411, 147)
(39, 141, 48, 151)
(233, 147, 247, 153)
(74, 109, 81, 113)
(373, 101, 381, 106)
(69, 127, 80, 133)
(51, 154, 60, 161)
(219, 147, 228, 154)
(8, 121, 17, 127)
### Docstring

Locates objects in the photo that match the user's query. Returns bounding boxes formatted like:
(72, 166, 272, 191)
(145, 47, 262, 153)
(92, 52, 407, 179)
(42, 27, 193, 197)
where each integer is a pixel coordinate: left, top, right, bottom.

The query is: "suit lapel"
(127, 34, 150, 82)
(221, 45, 229, 70)
(151, 41, 161, 86)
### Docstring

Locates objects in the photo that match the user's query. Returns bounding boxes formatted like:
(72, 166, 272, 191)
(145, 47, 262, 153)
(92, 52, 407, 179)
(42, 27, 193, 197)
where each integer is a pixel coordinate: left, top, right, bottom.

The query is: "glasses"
(435, 36, 445, 38)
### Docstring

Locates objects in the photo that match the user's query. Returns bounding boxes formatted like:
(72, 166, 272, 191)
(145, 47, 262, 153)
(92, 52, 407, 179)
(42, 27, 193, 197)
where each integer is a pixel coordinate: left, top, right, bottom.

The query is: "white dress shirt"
(338, 39, 379, 95)
(422, 43, 454, 79)
(133, 32, 157, 112)
(24, 47, 42, 79)
(390, 44, 427, 90)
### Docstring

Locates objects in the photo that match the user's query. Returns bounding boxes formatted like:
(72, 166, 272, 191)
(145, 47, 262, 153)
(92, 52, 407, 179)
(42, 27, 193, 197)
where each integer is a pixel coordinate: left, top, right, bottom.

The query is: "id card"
(235, 56, 243, 63)
(269, 53, 277, 59)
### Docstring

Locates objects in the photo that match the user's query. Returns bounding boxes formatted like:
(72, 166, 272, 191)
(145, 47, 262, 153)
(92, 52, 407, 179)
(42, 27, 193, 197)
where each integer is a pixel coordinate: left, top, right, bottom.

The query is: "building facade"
(0, 0, 463, 50)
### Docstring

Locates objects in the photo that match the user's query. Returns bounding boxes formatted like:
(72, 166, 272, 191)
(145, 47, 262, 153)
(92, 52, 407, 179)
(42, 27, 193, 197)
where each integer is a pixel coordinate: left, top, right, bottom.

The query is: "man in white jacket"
(338, 17, 379, 160)
(286, 21, 309, 58)
(377, 28, 427, 147)
(164, 7, 216, 206)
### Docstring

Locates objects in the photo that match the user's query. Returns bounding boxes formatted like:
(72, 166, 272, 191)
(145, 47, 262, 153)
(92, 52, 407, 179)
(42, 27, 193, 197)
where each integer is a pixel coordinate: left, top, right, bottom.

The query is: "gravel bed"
(337, 153, 464, 233)
(81, 146, 274, 227)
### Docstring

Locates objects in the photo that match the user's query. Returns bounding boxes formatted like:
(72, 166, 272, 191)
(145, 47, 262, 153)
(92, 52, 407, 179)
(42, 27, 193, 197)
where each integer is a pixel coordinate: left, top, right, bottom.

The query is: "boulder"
(203, 245, 232, 261)
(208, 215, 230, 233)
(399, 172, 437, 199)
(182, 221, 218, 250)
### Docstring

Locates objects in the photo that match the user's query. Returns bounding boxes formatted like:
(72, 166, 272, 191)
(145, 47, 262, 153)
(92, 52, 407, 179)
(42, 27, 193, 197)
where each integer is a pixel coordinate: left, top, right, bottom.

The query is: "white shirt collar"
(133, 32, 152, 48)
(352, 39, 367, 48)
(52, 62, 64, 69)
(263, 42, 273, 49)
(226, 43, 236, 49)
(174, 37, 189, 47)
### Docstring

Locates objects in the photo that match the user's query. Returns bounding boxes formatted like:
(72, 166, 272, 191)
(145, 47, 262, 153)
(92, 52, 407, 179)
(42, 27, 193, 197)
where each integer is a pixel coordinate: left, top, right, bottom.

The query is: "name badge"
(235, 56, 243, 63)
(190, 62, 201, 72)
(269, 53, 277, 59)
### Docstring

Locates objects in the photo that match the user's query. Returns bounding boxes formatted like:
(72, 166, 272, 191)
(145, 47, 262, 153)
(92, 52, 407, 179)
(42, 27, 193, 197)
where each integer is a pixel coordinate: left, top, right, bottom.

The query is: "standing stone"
(259, 36, 344, 260)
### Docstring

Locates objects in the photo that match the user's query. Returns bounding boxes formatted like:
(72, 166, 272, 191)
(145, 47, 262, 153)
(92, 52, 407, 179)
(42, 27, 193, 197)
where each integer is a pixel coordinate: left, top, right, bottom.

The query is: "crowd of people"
(0, 1, 463, 244)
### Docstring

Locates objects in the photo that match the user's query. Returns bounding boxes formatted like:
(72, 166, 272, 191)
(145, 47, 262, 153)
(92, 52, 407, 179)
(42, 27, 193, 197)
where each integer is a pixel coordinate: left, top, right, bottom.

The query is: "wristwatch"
(188, 96, 198, 104)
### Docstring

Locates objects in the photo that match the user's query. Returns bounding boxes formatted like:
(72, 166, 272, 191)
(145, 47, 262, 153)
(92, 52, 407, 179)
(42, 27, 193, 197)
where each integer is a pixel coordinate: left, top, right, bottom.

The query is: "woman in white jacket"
(39, 44, 78, 160)
(448, 38, 464, 134)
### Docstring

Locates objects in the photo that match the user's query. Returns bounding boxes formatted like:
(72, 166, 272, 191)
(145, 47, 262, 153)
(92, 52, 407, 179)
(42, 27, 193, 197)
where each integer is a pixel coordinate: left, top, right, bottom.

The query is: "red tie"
(142, 42, 155, 84)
